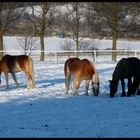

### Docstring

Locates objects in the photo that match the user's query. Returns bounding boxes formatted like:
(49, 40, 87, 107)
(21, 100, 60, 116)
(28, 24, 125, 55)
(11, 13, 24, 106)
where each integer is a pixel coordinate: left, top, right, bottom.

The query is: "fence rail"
(1, 50, 140, 63)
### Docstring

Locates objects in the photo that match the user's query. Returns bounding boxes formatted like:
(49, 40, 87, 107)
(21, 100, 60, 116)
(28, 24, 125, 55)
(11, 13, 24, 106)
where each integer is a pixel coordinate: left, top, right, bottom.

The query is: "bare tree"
(88, 2, 139, 61)
(17, 21, 38, 55)
(79, 39, 100, 50)
(0, 2, 26, 59)
(17, 37, 38, 56)
(30, 2, 55, 61)
(64, 2, 85, 57)
(59, 38, 74, 58)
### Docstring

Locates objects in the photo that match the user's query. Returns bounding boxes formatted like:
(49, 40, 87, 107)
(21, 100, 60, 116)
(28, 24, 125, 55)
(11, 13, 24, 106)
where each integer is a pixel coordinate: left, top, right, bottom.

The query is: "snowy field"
(0, 59, 140, 138)
(3, 36, 140, 52)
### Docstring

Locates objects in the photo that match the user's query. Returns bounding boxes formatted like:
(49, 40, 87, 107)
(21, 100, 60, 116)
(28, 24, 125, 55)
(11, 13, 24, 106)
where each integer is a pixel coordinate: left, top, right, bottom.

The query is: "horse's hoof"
(121, 95, 126, 97)
(65, 93, 69, 96)
(27, 87, 34, 90)
(136, 91, 140, 95)
(127, 95, 131, 97)
(127, 92, 132, 97)
(110, 94, 114, 98)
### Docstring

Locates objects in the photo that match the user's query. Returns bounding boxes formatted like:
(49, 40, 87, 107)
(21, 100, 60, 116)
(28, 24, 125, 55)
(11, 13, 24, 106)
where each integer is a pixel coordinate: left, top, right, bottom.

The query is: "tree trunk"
(111, 3, 118, 62)
(76, 32, 79, 58)
(40, 34, 45, 61)
(112, 28, 117, 61)
(0, 31, 3, 59)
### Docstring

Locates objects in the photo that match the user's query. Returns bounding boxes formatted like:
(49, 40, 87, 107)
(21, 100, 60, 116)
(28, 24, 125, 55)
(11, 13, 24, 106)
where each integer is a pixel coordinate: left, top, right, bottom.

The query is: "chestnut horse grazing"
(0, 54, 35, 89)
(64, 57, 99, 96)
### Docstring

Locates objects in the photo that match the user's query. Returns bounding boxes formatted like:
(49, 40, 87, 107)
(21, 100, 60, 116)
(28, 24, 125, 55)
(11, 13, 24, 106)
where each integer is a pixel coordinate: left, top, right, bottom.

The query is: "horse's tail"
(64, 59, 71, 95)
(28, 56, 35, 88)
(64, 58, 80, 95)
(64, 58, 70, 76)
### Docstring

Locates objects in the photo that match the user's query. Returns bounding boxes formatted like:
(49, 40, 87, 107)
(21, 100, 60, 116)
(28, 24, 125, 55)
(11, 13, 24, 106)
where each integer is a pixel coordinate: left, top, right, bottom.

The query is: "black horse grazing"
(109, 57, 140, 97)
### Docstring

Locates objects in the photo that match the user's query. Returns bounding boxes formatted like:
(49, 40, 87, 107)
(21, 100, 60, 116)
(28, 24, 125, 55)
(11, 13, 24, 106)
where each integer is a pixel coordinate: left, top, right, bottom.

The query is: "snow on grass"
(0, 60, 140, 138)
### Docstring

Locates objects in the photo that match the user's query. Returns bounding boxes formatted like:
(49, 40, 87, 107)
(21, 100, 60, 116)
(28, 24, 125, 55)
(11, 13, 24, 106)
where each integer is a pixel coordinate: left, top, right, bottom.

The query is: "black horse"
(109, 57, 140, 97)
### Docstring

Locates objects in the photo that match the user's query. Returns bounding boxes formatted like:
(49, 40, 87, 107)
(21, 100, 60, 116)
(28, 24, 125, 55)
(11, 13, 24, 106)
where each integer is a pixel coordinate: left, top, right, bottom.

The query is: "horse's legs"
(127, 77, 132, 97)
(28, 74, 34, 89)
(65, 74, 71, 96)
(85, 80, 90, 96)
(11, 72, 19, 88)
(4, 73, 9, 89)
(73, 78, 80, 96)
(65, 76, 70, 95)
(132, 77, 138, 95)
(23, 68, 34, 89)
(137, 84, 140, 95)
(133, 77, 140, 95)
(136, 78, 140, 95)
(121, 78, 126, 97)
(28, 75, 34, 89)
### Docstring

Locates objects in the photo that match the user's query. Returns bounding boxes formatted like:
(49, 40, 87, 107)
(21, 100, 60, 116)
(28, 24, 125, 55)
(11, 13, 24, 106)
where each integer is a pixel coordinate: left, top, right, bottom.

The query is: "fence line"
(1, 50, 140, 63)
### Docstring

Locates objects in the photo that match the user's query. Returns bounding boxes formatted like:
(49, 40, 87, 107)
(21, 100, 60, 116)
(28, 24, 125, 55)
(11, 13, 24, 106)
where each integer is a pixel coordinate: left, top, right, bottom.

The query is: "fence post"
(135, 50, 137, 57)
(55, 52, 58, 63)
(94, 50, 97, 63)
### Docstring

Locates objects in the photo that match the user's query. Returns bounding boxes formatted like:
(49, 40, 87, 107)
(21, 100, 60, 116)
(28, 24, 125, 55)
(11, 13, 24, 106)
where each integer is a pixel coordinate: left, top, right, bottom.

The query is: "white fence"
(2, 50, 140, 63)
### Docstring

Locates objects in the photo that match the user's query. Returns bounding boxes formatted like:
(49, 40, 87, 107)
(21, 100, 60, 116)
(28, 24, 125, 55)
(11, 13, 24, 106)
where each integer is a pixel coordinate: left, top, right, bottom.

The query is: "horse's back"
(1, 54, 29, 63)
(0, 54, 31, 72)
(0, 54, 18, 72)
(123, 57, 140, 75)
(127, 57, 140, 76)
(64, 57, 80, 75)
(127, 57, 140, 67)
(113, 57, 140, 79)
(16, 55, 32, 69)
(64, 57, 96, 80)
(65, 57, 80, 67)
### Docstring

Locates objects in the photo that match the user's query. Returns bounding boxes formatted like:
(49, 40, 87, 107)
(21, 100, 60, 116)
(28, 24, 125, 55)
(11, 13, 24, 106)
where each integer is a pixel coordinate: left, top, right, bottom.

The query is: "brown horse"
(0, 54, 35, 89)
(64, 57, 99, 96)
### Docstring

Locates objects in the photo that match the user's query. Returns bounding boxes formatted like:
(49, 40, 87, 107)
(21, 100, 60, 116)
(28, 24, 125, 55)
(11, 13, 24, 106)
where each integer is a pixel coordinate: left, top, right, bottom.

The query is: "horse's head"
(92, 82, 99, 96)
(92, 73, 99, 96)
(109, 79, 118, 97)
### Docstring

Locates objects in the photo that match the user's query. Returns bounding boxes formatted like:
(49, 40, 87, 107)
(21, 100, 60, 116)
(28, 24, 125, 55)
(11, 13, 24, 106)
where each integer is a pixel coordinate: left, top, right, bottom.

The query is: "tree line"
(0, 2, 139, 61)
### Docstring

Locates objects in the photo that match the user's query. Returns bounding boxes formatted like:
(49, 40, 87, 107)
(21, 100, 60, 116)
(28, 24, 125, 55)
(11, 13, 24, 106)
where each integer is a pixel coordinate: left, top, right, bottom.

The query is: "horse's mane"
(82, 59, 95, 78)
(113, 58, 126, 79)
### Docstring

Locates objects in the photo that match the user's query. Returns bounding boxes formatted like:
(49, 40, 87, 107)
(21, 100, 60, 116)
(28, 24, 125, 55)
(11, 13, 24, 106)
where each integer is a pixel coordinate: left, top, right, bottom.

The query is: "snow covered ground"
(0, 59, 140, 138)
